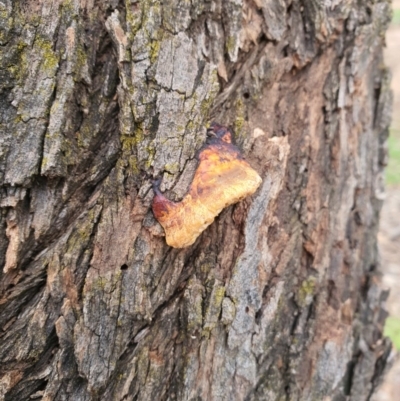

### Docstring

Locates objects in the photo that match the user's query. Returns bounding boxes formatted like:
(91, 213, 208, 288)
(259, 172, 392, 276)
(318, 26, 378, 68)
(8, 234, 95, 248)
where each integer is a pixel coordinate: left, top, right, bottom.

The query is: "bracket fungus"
(152, 123, 262, 248)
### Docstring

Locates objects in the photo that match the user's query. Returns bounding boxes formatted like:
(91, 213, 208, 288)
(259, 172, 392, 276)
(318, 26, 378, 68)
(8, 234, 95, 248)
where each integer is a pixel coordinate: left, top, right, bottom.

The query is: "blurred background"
(374, 1, 400, 399)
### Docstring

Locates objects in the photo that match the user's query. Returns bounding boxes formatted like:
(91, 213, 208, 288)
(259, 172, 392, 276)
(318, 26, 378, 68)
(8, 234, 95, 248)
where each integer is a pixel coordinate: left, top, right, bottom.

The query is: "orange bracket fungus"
(152, 123, 262, 248)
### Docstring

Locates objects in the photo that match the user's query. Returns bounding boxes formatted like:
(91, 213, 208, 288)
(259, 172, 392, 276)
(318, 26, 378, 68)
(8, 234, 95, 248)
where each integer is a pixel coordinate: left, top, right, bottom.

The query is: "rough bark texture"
(0, 1, 393, 400)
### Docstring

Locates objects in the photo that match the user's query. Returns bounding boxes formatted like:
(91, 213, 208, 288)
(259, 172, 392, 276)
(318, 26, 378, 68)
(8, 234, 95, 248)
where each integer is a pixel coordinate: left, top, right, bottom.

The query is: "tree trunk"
(0, 1, 393, 400)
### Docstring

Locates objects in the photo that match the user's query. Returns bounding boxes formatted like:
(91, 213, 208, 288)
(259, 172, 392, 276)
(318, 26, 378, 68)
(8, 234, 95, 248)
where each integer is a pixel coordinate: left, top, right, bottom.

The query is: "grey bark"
(0, 1, 393, 400)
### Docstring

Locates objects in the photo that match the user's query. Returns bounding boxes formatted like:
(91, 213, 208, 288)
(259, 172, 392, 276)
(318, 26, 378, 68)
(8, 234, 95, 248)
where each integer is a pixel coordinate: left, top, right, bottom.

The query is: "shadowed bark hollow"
(0, 0, 393, 400)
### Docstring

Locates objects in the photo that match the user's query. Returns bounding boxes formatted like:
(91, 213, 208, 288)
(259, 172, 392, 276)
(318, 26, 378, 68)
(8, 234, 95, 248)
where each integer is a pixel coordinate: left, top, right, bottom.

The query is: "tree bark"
(0, 1, 393, 400)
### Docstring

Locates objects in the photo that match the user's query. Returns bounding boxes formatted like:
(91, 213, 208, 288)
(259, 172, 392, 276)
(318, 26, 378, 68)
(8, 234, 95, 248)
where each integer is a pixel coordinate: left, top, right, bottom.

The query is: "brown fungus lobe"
(152, 123, 262, 248)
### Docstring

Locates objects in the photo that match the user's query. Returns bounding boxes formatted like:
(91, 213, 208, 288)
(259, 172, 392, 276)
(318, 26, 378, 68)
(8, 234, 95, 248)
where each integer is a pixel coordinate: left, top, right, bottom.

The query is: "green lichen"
(226, 35, 236, 56)
(145, 145, 155, 169)
(0, 4, 8, 15)
(126, 7, 139, 37)
(164, 162, 180, 174)
(94, 272, 122, 293)
(186, 301, 203, 332)
(41, 156, 49, 170)
(61, 0, 75, 16)
(185, 279, 204, 332)
(34, 36, 59, 72)
(199, 261, 214, 277)
(126, 0, 162, 58)
(16, 40, 26, 52)
(213, 286, 226, 305)
(61, 138, 74, 165)
(126, 0, 149, 37)
(136, 346, 150, 383)
(74, 43, 88, 76)
(145, 5, 163, 63)
(95, 276, 107, 290)
(133, 122, 144, 144)
(6, 41, 28, 82)
(233, 98, 246, 141)
(200, 96, 214, 118)
(120, 121, 148, 175)
(13, 114, 24, 125)
(76, 131, 85, 149)
(297, 277, 317, 307)
(186, 120, 196, 131)
(28, 343, 44, 361)
(202, 284, 226, 337)
(121, 121, 145, 151)
(199, 70, 219, 119)
(127, 155, 140, 176)
(121, 135, 138, 152)
(64, 208, 99, 256)
(149, 38, 161, 63)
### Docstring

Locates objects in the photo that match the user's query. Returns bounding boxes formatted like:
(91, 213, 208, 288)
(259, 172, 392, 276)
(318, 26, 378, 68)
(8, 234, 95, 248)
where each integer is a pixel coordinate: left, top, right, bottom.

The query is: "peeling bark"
(0, 1, 393, 400)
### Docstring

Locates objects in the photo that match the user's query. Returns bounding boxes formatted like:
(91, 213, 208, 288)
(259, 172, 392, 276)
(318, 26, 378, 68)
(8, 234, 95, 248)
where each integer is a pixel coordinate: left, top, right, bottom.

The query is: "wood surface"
(0, 1, 393, 400)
